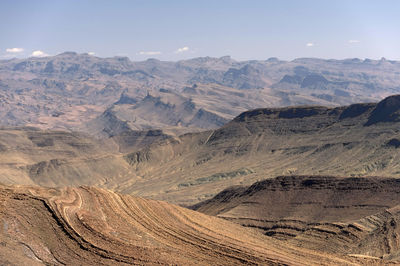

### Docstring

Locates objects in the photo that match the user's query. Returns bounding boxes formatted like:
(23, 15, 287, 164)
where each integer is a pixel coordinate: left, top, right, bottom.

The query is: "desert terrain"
(1, 54, 400, 265)
(0, 184, 386, 265)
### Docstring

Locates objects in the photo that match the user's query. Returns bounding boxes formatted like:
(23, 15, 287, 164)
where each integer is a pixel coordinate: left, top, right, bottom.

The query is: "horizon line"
(0, 51, 396, 63)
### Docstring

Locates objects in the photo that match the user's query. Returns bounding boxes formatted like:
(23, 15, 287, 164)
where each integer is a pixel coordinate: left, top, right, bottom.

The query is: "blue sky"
(1, 0, 400, 60)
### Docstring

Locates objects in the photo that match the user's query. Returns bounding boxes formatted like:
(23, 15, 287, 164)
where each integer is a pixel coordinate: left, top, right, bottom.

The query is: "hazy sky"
(1, 0, 400, 61)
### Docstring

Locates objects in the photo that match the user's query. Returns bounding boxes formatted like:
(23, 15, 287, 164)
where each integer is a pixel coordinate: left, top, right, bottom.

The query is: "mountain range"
(1, 53, 400, 137)
(3, 53, 400, 264)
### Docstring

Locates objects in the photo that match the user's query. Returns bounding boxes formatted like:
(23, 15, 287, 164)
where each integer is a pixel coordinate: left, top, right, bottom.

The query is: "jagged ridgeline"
(1, 53, 400, 134)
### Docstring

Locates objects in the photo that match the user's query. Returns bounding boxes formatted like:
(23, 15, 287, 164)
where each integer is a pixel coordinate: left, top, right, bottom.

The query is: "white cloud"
(138, 51, 161, 55)
(348, 40, 360, 44)
(306, 42, 315, 47)
(31, 50, 49, 57)
(6, 48, 24, 53)
(175, 46, 189, 53)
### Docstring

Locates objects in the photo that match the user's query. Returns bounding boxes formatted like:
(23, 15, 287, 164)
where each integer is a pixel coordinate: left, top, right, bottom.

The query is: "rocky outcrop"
(193, 175, 400, 261)
(0, 185, 363, 265)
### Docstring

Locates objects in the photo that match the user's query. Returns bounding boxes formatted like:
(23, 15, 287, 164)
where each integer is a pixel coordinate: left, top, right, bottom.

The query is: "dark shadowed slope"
(192, 175, 400, 262)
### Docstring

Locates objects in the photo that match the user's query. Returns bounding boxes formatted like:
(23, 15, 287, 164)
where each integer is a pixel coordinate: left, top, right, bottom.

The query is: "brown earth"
(0, 184, 378, 265)
(192, 175, 400, 262)
(0, 127, 134, 188)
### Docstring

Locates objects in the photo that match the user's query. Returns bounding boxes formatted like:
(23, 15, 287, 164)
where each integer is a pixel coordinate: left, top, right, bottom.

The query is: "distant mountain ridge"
(1, 52, 399, 133)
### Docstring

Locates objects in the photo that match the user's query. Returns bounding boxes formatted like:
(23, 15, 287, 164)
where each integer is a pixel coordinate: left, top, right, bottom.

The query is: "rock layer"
(0, 185, 369, 265)
(193, 175, 400, 261)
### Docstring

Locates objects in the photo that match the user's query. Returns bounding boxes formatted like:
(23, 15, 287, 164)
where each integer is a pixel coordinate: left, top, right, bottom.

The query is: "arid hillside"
(2, 95, 400, 207)
(2, 1, 400, 264)
(0, 184, 380, 265)
(0, 127, 133, 187)
(124, 95, 400, 205)
(1, 59, 400, 265)
(193, 175, 400, 261)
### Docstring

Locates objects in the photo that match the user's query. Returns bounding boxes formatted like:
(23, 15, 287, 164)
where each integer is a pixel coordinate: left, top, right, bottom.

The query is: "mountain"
(192, 175, 400, 260)
(85, 83, 289, 151)
(123, 95, 400, 205)
(87, 89, 229, 135)
(3, 55, 400, 264)
(1, 53, 400, 133)
(2, 94, 400, 207)
(0, 184, 378, 265)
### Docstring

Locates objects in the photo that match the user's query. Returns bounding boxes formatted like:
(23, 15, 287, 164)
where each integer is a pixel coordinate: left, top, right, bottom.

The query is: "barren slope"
(123, 95, 400, 205)
(192, 175, 400, 261)
(0, 185, 370, 265)
(2, 96, 400, 208)
(0, 127, 134, 187)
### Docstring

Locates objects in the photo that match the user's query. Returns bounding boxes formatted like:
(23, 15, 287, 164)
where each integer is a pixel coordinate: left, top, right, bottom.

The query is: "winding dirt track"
(0, 185, 382, 265)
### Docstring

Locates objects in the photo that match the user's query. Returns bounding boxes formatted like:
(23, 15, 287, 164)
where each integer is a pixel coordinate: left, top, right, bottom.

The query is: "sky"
(1, 0, 400, 61)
